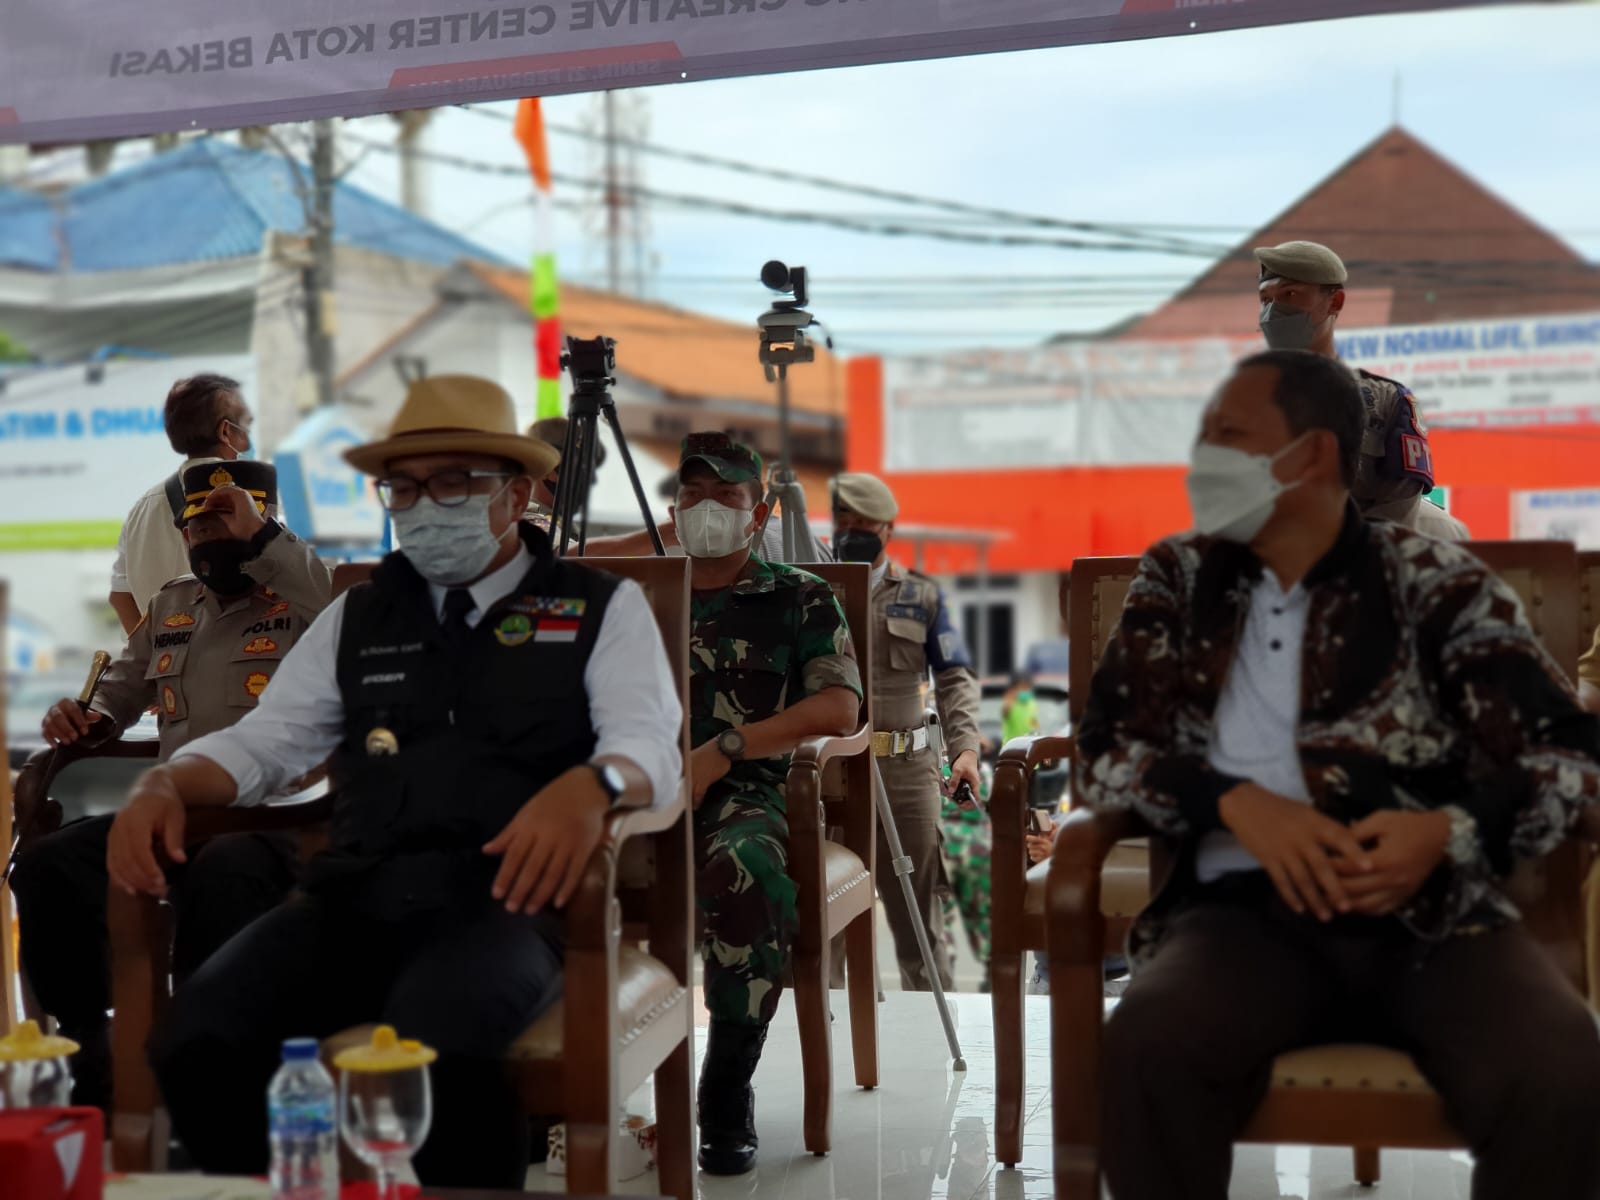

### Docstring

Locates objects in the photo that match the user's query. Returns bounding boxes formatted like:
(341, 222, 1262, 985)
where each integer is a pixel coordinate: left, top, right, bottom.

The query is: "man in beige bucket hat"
(114, 374, 684, 1188)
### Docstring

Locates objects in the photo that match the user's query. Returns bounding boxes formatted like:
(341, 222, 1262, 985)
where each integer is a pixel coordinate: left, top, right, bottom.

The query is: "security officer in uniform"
(831, 472, 983, 991)
(675, 433, 862, 1175)
(124, 377, 681, 1188)
(1255, 240, 1469, 539)
(11, 460, 330, 1110)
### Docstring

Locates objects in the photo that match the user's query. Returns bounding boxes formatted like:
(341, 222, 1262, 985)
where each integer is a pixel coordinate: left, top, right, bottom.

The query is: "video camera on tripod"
(758, 260, 819, 384)
(548, 333, 665, 557)
(752, 260, 833, 565)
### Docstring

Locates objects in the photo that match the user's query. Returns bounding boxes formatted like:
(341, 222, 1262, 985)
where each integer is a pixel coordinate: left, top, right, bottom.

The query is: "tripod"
(756, 261, 966, 1071)
(548, 335, 665, 558)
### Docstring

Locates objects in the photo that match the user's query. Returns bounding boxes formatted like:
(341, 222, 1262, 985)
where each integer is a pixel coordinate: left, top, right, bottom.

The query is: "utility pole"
(306, 119, 338, 408)
(392, 109, 433, 216)
(603, 91, 621, 293)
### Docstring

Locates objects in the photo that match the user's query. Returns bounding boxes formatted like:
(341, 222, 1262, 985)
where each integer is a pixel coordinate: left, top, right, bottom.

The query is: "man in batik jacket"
(1078, 349, 1600, 1200)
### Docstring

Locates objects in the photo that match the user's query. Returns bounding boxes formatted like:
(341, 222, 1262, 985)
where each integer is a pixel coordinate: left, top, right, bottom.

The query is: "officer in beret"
(1255, 240, 1469, 539)
(832, 472, 983, 991)
(11, 459, 332, 1111)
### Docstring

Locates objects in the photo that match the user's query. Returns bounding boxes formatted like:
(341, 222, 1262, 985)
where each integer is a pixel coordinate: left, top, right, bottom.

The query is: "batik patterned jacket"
(1077, 505, 1600, 963)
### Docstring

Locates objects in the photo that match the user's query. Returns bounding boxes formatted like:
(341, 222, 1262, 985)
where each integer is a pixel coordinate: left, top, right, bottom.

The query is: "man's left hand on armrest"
(689, 686, 861, 809)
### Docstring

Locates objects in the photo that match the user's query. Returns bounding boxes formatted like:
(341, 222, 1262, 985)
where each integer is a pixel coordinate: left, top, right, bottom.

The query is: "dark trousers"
(150, 892, 564, 1189)
(1101, 878, 1600, 1200)
(9, 814, 297, 1108)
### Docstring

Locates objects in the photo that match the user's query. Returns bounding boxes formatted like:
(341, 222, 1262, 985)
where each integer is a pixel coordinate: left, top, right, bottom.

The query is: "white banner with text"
(2, 1, 1513, 144)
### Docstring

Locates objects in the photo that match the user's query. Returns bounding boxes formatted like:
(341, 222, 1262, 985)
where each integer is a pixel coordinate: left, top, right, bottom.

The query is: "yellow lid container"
(333, 1025, 437, 1073)
(0, 1021, 79, 1063)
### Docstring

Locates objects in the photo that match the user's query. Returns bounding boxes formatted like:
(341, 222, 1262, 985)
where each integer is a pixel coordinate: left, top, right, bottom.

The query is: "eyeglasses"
(374, 470, 515, 512)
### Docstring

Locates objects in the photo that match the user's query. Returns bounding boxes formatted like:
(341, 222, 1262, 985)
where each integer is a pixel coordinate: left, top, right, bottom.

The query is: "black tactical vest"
(310, 523, 618, 919)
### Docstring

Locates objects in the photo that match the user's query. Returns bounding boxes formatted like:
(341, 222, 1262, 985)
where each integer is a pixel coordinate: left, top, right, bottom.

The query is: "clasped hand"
(1218, 783, 1452, 922)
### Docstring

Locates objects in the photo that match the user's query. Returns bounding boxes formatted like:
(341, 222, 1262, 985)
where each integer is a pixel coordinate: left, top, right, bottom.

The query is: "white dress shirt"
(171, 545, 683, 811)
(1195, 569, 1313, 883)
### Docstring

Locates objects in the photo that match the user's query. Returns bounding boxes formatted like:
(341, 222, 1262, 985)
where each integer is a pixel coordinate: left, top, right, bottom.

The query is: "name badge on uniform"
(366, 727, 400, 757)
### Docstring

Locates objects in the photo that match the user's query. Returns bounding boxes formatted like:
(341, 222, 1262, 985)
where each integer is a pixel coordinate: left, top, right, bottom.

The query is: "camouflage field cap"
(679, 432, 765, 485)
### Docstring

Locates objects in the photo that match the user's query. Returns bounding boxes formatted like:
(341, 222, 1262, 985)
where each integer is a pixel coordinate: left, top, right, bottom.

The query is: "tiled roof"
(1126, 127, 1600, 339)
(468, 262, 844, 417)
(2, 139, 500, 273)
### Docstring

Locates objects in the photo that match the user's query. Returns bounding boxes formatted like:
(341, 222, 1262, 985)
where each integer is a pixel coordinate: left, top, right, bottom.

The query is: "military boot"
(697, 1019, 769, 1175)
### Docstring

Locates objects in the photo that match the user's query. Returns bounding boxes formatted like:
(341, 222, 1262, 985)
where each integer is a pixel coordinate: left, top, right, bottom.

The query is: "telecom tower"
(579, 91, 655, 297)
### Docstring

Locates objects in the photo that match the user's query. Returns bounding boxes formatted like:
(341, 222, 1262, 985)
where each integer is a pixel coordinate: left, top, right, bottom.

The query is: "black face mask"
(834, 529, 884, 564)
(188, 539, 257, 597)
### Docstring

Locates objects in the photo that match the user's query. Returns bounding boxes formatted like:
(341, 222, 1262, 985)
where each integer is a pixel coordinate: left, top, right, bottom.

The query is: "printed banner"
(1337, 311, 1600, 429)
(881, 310, 1600, 472)
(1, 0, 1512, 144)
(1512, 490, 1600, 549)
(0, 355, 256, 549)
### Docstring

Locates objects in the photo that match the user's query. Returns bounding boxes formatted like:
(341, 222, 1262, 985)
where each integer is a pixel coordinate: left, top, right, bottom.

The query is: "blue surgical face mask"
(391, 490, 509, 585)
(222, 418, 254, 460)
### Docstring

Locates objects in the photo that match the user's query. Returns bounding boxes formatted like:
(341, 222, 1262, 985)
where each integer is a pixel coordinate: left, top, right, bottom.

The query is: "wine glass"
(0, 1021, 77, 1110)
(335, 1026, 435, 1200)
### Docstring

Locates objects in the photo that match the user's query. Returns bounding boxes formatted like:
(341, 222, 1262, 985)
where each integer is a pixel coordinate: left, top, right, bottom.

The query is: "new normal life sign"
(2, 0, 1517, 143)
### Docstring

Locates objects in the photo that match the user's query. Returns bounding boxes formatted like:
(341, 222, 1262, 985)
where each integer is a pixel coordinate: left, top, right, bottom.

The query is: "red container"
(0, 1108, 103, 1200)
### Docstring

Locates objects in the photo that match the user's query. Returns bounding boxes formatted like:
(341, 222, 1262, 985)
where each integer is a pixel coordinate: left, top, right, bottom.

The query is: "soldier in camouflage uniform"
(940, 794, 993, 988)
(676, 433, 863, 1176)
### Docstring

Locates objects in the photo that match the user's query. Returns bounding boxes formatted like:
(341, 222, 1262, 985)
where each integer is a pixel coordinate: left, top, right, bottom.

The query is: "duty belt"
(871, 727, 930, 758)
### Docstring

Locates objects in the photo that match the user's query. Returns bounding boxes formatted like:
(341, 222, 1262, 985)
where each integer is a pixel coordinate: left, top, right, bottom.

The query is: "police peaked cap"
(177, 460, 277, 526)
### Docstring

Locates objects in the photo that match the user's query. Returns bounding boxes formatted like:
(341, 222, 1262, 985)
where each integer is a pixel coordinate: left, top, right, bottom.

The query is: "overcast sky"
(335, 3, 1600, 356)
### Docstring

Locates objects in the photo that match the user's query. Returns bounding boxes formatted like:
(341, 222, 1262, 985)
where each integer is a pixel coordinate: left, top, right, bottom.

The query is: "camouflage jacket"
(690, 555, 862, 792)
(1078, 504, 1600, 963)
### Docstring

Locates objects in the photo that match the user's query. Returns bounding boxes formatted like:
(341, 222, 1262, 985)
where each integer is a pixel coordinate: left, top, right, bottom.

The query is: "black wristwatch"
(248, 518, 284, 555)
(588, 761, 627, 806)
(716, 729, 747, 762)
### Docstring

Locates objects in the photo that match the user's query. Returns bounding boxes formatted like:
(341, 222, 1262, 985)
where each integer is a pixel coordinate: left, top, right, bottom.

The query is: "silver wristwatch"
(716, 729, 747, 762)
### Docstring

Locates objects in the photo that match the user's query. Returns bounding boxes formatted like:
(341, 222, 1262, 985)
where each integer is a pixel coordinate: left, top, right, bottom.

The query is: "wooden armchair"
(1046, 538, 1597, 1198)
(110, 556, 700, 1200)
(1579, 548, 1600, 1002)
(783, 561, 879, 1157)
(989, 555, 1143, 1167)
(9, 708, 163, 1030)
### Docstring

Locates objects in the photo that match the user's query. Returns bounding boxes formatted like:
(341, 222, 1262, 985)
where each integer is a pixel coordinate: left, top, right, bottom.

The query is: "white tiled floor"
(528, 990, 1476, 1199)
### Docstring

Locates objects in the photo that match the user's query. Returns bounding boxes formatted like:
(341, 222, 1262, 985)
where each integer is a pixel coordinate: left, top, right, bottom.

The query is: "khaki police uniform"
(93, 530, 331, 756)
(1256, 241, 1470, 542)
(1355, 373, 1470, 540)
(9, 467, 331, 1111)
(868, 562, 983, 989)
(831, 472, 982, 991)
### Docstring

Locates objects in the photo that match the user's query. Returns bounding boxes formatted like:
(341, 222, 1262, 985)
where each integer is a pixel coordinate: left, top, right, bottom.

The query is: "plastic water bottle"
(268, 1038, 339, 1200)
